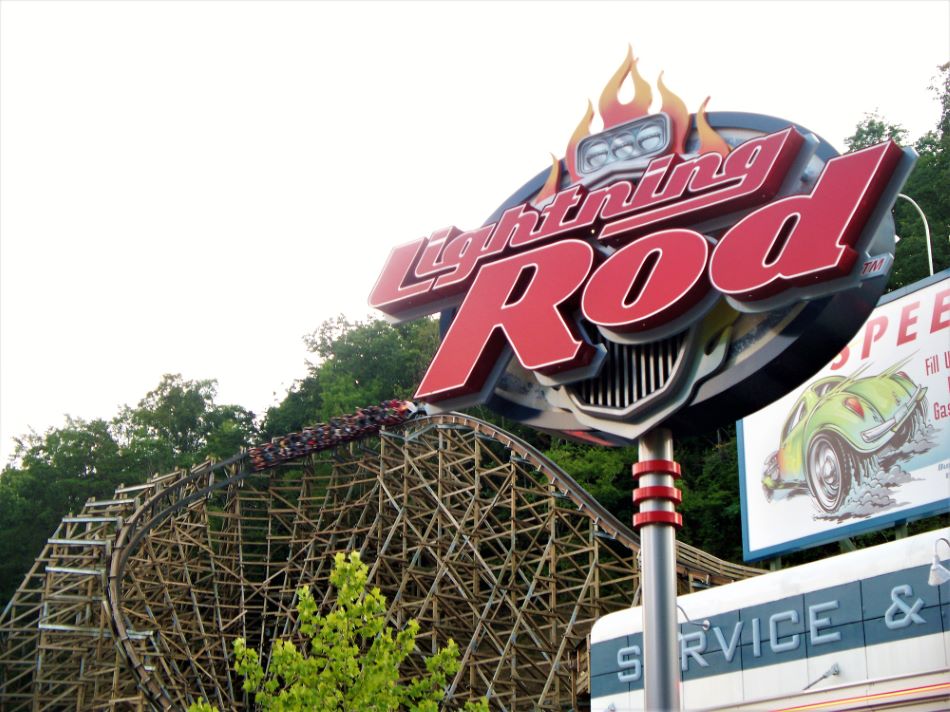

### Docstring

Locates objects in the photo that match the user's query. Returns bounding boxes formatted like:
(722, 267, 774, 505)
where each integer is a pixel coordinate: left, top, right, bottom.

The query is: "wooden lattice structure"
(0, 413, 760, 710)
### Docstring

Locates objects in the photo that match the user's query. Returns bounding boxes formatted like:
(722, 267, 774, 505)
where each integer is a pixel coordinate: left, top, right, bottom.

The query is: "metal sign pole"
(634, 428, 682, 711)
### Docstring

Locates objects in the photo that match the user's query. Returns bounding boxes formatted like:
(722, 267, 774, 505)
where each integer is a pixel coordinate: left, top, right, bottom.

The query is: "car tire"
(805, 433, 855, 513)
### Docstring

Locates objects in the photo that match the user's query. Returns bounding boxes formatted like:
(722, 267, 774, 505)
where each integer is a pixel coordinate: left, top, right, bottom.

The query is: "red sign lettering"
(860, 316, 889, 360)
(582, 230, 711, 333)
(709, 142, 905, 302)
(372, 128, 813, 321)
(932, 288, 950, 333)
(374, 133, 909, 404)
(598, 128, 805, 244)
(416, 241, 597, 402)
(366, 46, 924, 446)
(896, 302, 920, 346)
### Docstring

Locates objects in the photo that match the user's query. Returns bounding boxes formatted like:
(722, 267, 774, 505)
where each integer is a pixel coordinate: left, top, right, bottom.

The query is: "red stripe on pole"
(632, 459, 682, 478)
(633, 486, 682, 505)
(634, 511, 683, 528)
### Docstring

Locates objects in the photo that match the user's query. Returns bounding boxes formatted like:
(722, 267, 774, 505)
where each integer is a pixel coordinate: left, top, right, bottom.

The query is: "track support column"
(634, 428, 682, 711)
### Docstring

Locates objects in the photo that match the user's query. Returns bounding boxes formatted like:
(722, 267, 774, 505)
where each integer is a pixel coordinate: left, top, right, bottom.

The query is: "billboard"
(369, 48, 915, 446)
(739, 270, 950, 561)
(589, 528, 950, 711)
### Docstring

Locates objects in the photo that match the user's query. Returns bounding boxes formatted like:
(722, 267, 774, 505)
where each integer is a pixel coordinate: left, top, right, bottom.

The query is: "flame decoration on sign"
(599, 45, 653, 126)
(535, 46, 732, 204)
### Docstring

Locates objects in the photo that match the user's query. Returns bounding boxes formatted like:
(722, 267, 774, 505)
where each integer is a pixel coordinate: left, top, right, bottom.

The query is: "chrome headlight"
(576, 114, 671, 177)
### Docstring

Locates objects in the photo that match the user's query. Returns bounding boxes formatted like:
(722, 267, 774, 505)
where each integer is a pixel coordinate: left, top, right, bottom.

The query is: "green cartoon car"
(762, 361, 927, 513)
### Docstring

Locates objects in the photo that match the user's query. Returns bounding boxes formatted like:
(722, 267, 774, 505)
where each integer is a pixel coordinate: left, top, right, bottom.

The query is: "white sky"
(2, 0, 948, 464)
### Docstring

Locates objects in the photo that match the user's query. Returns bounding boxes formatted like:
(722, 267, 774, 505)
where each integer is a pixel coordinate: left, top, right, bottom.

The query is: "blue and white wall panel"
(590, 529, 950, 711)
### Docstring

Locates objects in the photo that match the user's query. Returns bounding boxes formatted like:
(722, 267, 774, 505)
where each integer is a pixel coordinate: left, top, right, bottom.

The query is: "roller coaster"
(0, 406, 760, 710)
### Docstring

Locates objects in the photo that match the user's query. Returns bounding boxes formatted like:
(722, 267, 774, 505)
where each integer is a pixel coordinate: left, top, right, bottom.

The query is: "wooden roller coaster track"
(0, 413, 760, 711)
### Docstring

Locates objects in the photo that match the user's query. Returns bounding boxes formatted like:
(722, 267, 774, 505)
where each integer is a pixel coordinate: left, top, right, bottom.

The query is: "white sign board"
(738, 271, 950, 561)
(589, 529, 950, 711)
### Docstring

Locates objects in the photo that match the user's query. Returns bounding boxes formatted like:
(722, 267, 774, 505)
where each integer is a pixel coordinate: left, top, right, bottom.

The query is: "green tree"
(309, 316, 440, 418)
(843, 111, 908, 151)
(845, 64, 950, 291)
(0, 417, 130, 603)
(260, 375, 325, 440)
(891, 63, 950, 289)
(0, 375, 256, 605)
(544, 440, 634, 518)
(677, 428, 743, 563)
(190, 552, 488, 712)
(115, 374, 257, 474)
(262, 316, 439, 437)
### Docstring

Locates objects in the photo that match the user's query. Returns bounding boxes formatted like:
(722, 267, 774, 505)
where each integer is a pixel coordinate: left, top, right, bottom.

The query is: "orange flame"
(598, 46, 653, 129)
(695, 97, 730, 157)
(658, 71, 689, 155)
(564, 101, 594, 183)
(546, 51, 731, 189)
(534, 154, 562, 205)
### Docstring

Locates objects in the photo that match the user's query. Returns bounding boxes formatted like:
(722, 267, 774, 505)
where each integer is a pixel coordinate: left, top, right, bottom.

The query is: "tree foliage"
(115, 374, 257, 473)
(262, 316, 439, 437)
(0, 416, 129, 602)
(0, 375, 255, 605)
(677, 428, 743, 563)
(843, 112, 909, 151)
(543, 441, 634, 518)
(846, 64, 950, 291)
(189, 553, 487, 712)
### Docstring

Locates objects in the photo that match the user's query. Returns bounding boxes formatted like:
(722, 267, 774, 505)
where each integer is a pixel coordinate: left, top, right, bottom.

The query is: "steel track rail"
(106, 412, 761, 708)
(411, 414, 761, 583)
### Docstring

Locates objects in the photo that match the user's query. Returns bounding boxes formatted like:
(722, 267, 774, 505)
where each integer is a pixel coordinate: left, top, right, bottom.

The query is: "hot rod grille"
(572, 329, 687, 411)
